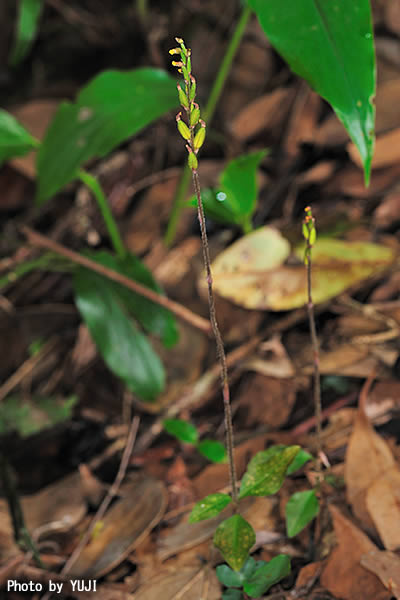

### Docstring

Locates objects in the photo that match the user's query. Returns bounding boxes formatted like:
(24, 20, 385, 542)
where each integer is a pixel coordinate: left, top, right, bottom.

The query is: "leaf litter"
(2, 3, 400, 600)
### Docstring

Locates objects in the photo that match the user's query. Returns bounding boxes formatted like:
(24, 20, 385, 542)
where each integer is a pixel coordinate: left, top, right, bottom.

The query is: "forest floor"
(1, 1, 400, 599)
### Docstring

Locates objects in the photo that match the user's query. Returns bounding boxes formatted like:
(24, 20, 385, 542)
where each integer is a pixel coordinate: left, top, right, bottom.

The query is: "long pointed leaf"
(248, 0, 376, 182)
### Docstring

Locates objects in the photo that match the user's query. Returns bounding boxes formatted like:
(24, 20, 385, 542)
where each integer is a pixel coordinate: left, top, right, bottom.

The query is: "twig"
(41, 415, 140, 600)
(0, 337, 58, 403)
(21, 226, 211, 335)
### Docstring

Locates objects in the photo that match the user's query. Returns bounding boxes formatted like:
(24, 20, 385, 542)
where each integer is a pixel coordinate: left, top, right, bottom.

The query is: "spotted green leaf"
(214, 515, 256, 571)
(239, 445, 300, 499)
(189, 493, 232, 523)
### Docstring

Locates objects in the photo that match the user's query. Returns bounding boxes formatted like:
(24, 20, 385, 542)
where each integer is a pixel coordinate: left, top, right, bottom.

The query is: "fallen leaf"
(366, 466, 400, 551)
(361, 549, 400, 599)
(236, 374, 296, 428)
(69, 475, 167, 578)
(230, 88, 295, 142)
(345, 387, 396, 530)
(384, 0, 400, 35)
(320, 505, 391, 600)
(132, 566, 221, 600)
(211, 229, 395, 310)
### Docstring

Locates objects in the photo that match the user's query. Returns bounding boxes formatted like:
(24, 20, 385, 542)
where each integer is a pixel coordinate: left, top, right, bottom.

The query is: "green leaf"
(190, 150, 267, 231)
(197, 439, 227, 463)
(83, 251, 178, 348)
(74, 264, 164, 402)
(243, 554, 291, 598)
(220, 150, 267, 221)
(214, 515, 256, 571)
(9, 0, 43, 67)
(189, 493, 232, 523)
(286, 489, 320, 537)
(0, 395, 77, 437)
(216, 565, 244, 588)
(222, 590, 243, 600)
(239, 445, 300, 499)
(248, 0, 375, 183)
(0, 109, 38, 166)
(163, 418, 198, 445)
(286, 449, 313, 475)
(37, 68, 178, 204)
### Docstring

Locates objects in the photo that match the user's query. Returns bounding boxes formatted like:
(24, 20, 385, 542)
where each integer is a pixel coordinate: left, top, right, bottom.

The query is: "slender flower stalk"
(302, 206, 322, 477)
(170, 39, 238, 506)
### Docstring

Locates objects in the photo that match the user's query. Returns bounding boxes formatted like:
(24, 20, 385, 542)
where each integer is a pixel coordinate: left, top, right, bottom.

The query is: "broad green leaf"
(239, 445, 300, 499)
(83, 251, 178, 348)
(214, 515, 256, 571)
(286, 449, 313, 475)
(0, 109, 38, 166)
(164, 418, 198, 445)
(244, 554, 291, 598)
(9, 0, 43, 67)
(220, 150, 267, 223)
(190, 150, 267, 231)
(191, 188, 242, 227)
(212, 231, 395, 311)
(222, 590, 243, 600)
(197, 439, 227, 463)
(286, 489, 320, 537)
(248, 0, 376, 183)
(74, 265, 164, 402)
(37, 68, 178, 203)
(0, 395, 77, 437)
(189, 493, 232, 523)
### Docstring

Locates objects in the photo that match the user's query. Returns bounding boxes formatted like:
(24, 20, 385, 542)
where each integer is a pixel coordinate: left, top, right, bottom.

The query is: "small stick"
(21, 226, 211, 336)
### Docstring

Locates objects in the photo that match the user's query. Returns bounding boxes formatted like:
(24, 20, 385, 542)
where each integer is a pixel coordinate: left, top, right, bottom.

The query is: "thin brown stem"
(306, 253, 322, 476)
(192, 168, 238, 506)
(21, 226, 211, 336)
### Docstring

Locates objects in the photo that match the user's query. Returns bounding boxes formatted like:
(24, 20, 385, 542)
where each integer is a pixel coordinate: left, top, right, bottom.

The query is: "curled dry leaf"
(320, 505, 390, 600)
(211, 227, 395, 311)
(69, 475, 167, 578)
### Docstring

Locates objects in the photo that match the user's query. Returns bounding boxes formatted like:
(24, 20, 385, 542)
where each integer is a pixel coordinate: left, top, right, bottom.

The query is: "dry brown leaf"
(320, 505, 391, 600)
(345, 387, 396, 530)
(70, 475, 167, 578)
(236, 374, 296, 428)
(9, 100, 59, 178)
(284, 88, 320, 156)
(132, 566, 221, 600)
(366, 466, 400, 550)
(361, 549, 400, 599)
(230, 88, 295, 142)
(374, 192, 400, 228)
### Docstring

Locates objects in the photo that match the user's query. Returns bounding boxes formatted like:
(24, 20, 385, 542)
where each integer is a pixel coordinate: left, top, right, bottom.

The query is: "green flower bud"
(309, 227, 316, 246)
(188, 152, 198, 170)
(193, 124, 206, 150)
(177, 84, 189, 108)
(189, 76, 196, 101)
(181, 65, 189, 82)
(190, 106, 200, 126)
(177, 119, 191, 140)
